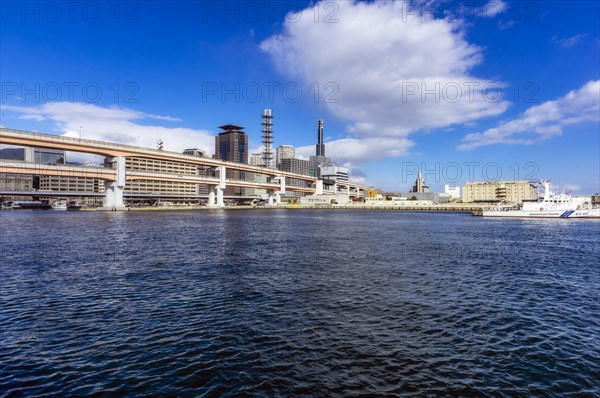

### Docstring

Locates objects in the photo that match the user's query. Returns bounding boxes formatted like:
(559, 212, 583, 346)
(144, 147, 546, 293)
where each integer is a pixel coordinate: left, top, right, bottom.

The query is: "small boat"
(1, 201, 15, 210)
(12, 201, 51, 210)
(477, 181, 600, 219)
(67, 201, 83, 211)
(51, 200, 68, 210)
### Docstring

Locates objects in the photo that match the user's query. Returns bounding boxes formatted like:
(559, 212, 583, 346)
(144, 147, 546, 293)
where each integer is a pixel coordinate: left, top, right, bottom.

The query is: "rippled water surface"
(1, 210, 599, 397)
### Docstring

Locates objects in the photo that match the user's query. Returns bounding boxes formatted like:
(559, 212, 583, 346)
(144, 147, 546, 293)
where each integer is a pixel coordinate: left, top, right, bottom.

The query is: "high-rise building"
(214, 124, 248, 196)
(276, 145, 295, 166)
(278, 158, 312, 196)
(279, 158, 311, 176)
(214, 124, 248, 163)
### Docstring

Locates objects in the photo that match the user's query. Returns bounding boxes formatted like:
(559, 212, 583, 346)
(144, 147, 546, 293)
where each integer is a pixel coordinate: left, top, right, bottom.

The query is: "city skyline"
(1, 0, 598, 193)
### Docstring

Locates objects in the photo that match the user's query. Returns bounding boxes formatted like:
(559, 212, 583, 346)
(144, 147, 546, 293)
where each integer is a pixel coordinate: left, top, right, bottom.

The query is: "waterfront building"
(386, 191, 449, 203)
(38, 176, 105, 193)
(36, 176, 105, 205)
(122, 157, 200, 197)
(444, 184, 461, 201)
(365, 195, 407, 205)
(276, 145, 295, 166)
(214, 124, 248, 196)
(300, 193, 351, 205)
(0, 174, 34, 193)
(0, 148, 61, 195)
(462, 180, 537, 203)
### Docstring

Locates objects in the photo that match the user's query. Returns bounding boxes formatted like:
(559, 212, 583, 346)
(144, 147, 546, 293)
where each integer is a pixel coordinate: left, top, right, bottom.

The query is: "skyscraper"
(214, 124, 248, 196)
(214, 124, 248, 163)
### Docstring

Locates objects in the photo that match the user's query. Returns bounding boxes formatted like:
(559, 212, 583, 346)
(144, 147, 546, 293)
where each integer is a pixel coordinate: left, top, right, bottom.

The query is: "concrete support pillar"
(347, 185, 351, 197)
(216, 186, 224, 207)
(217, 164, 226, 207)
(218, 165, 226, 187)
(316, 179, 323, 195)
(102, 156, 126, 210)
(268, 194, 274, 205)
(274, 192, 281, 204)
(207, 187, 216, 207)
(277, 176, 286, 194)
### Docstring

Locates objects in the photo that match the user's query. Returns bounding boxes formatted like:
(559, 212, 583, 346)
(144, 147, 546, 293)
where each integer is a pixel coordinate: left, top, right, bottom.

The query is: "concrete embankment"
(268, 204, 484, 211)
(121, 204, 485, 211)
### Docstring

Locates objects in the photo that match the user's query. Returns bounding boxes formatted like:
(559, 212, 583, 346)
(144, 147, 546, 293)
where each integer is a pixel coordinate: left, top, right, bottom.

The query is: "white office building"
(276, 145, 295, 166)
(444, 185, 461, 200)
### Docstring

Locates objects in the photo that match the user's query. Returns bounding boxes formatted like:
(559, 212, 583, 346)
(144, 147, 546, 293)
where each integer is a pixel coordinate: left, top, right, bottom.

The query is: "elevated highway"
(0, 128, 370, 209)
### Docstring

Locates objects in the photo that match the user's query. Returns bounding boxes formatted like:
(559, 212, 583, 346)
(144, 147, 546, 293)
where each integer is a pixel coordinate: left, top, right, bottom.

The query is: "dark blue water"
(1, 210, 599, 397)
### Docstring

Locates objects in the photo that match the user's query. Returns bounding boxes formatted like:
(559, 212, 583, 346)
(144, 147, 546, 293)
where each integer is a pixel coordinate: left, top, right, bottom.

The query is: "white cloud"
(1, 102, 215, 161)
(477, 0, 508, 18)
(458, 80, 600, 150)
(260, 0, 509, 145)
(561, 184, 581, 193)
(296, 136, 414, 165)
(552, 34, 587, 48)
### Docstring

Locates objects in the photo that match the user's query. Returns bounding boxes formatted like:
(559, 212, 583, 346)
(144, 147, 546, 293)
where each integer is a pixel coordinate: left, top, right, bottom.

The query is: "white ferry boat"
(478, 181, 600, 219)
(51, 200, 68, 210)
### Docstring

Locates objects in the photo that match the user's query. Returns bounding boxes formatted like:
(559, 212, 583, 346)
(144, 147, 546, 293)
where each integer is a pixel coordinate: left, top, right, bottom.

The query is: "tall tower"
(261, 109, 274, 167)
(316, 119, 325, 156)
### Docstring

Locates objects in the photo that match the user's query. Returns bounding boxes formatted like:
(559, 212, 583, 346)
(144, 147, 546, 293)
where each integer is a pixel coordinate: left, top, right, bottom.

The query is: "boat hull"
(481, 208, 600, 218)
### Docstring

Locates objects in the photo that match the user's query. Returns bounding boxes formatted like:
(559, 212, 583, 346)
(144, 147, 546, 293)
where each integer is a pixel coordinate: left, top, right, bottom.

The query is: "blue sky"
(1, 0, 598, 193)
